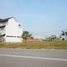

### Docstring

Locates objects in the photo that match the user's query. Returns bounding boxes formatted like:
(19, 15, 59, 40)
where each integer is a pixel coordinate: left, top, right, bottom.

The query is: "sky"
(0, 0, 67, 38)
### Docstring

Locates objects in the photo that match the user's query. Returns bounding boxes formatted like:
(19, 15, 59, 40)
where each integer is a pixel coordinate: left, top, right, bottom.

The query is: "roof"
(0, 17, 13, 23)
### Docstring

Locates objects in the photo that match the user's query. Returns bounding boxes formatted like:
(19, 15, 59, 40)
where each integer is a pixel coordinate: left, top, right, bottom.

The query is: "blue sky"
(0, 0, 67, 38)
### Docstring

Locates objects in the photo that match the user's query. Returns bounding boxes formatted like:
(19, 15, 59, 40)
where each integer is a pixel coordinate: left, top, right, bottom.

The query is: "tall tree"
(22, 31, 32, 39)
(61, 31, 67, 40)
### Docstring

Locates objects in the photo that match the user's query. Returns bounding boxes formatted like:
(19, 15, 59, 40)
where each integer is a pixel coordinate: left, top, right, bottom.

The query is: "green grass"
(0, 40, 67, 49)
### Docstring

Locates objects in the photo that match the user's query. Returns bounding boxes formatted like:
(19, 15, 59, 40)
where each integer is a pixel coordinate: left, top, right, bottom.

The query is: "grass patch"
(0, 40, 67, 49)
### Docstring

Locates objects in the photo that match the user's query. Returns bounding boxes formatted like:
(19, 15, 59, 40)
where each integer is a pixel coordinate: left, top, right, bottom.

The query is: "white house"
(0, 17, 23, 42)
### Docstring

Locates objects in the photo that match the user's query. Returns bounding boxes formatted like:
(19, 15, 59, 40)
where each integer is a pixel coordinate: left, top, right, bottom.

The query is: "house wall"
(5, 18, 23, 42)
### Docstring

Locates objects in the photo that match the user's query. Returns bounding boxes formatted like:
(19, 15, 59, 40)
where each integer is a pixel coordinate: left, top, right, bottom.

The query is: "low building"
(0, 17, 23, 42)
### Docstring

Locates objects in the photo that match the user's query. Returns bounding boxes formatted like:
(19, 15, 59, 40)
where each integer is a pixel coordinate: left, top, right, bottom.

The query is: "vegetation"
(46, 35, 60, 41)
(22, 31, 33, 39)
(0, 30, 67, 49)
(60, 31, 67, 40)
(0, 40, 67, 49)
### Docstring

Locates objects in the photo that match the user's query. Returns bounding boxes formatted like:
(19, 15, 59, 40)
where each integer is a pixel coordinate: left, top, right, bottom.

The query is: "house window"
(17, 36, 21, 38)
(6, 35, 16, 37)
(6, 35, 21, 38)
(18, 24, 21, 26)
(0, 25, 5, 28)
(0, 34, 5, 37)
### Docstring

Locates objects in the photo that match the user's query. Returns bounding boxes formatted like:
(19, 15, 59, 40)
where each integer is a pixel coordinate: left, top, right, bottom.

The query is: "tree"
(22, 31, 32, 39)
(61, 31, 67, 40)
(47, 35, 57, 41)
